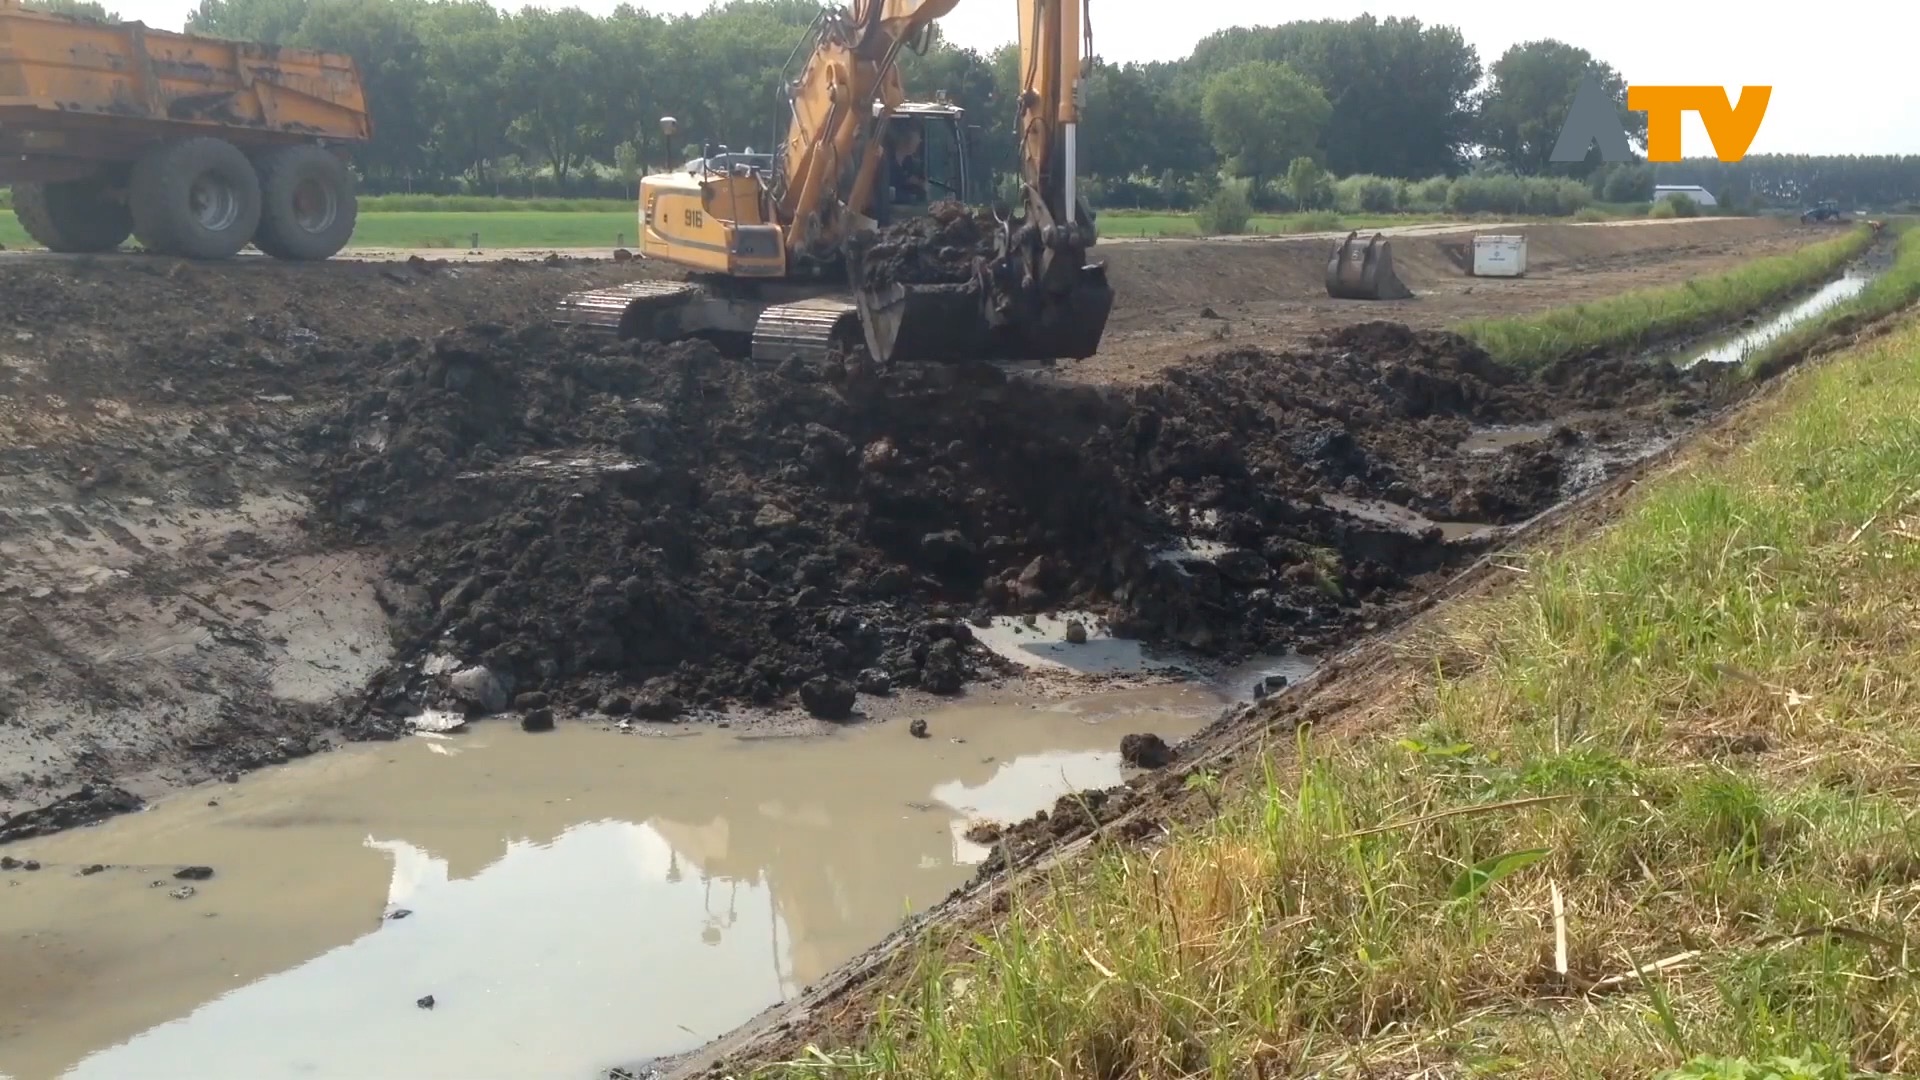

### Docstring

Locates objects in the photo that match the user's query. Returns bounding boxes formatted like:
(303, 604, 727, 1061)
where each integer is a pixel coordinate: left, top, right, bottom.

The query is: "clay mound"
(307, 320, 1726, 718)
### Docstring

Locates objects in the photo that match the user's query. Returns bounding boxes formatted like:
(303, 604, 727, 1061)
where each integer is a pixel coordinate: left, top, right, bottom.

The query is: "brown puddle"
(0, 684, 1219, 1080)
(1320, 493, 1497, 542)
(1457, 423, 1554, 455)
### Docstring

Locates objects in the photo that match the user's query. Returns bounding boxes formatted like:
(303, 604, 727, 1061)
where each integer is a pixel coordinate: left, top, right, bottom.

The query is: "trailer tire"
(11, 180, 133, 253)
(251, 145, 357, 261)
(129, 137, 262, 260)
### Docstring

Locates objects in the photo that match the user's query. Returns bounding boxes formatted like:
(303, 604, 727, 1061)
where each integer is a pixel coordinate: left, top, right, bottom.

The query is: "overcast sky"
(117, 0, 1918, 156)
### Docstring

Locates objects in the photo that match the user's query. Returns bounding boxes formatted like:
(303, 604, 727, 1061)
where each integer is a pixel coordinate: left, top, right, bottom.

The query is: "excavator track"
(552, 280, 701, 338)
(750, 297, 860, 364)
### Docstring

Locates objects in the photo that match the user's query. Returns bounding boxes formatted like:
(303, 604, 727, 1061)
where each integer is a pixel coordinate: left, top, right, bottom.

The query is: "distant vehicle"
(1801, 200, 1852, 224)
(0, 0, 371, 260)
(1653, 184, 1719, 207)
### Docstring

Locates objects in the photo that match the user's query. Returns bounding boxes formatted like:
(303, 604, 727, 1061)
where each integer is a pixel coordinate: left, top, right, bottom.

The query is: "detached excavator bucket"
(1325, 231, 1414, 301)
(852, 252, 1114, 364)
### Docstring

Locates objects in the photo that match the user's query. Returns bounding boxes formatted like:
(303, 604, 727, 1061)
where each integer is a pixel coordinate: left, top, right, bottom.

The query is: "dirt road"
(0, 216, 1833, 828)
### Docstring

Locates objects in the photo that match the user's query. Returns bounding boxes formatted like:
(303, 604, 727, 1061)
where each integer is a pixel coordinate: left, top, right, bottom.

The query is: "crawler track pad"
(552, 280, 700, 338)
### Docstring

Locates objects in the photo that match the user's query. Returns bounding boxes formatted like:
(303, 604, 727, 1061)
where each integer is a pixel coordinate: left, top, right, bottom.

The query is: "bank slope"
(763, 310, 1920, 1077)
(1460, 224, 1875, 369)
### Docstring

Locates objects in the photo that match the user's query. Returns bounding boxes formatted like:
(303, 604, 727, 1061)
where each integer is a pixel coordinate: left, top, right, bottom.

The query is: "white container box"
(1472, 234, 1527, 277)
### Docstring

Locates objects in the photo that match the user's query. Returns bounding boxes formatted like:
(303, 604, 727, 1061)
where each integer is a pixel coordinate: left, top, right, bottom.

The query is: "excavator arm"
(776, 0, 962, 265)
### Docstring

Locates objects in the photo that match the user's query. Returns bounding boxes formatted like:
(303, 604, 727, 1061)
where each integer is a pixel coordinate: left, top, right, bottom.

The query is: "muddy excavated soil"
(851, 201, 1000, 288)
(0, 219, 1812, 832)
(305, 318, 1734, 737)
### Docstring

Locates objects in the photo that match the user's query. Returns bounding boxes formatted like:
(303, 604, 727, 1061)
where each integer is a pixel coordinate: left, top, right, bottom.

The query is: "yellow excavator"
(554, 0, 1112, 365)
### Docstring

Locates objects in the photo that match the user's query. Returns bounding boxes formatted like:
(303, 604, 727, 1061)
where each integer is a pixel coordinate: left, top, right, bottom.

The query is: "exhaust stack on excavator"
(1325, 231, 1414, 301)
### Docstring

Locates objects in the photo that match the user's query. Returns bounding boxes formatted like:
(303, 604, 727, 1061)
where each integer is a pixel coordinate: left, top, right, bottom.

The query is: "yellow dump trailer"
(0, 0, 370, 259)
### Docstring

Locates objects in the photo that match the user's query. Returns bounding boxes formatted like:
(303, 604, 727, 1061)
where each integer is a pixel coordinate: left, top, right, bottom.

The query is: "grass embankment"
(768, 314, 1920, 1078)
(1460, 225, 1876, 369)
(1743, 223, 1920, 377)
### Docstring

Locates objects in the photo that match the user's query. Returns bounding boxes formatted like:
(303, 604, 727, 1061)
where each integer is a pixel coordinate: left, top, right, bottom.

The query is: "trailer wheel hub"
(189, 172, 242, 233)
(291, 177, 339, 234)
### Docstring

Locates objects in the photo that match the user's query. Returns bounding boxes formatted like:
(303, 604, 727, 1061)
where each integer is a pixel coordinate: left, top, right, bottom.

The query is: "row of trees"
(26, 0, 1920, 209)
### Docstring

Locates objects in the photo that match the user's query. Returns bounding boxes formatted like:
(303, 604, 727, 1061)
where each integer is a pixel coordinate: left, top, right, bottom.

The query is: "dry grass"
(760, 312, 1920, 1078)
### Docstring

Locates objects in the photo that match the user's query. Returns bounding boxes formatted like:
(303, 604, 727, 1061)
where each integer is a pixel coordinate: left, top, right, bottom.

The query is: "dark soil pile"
(306, 320, 1730, 722)
(851, 201, 1001, 289)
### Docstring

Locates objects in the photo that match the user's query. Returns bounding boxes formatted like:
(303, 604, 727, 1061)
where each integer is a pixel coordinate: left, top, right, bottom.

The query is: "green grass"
(336, 210, 641, 249)
(760, 306, 1920, 1079)
(0, 210, 642, 251)
(353, 194, 635, 213)
(1458, 225, 1877, 369)
(1743, 222, 1920, 377)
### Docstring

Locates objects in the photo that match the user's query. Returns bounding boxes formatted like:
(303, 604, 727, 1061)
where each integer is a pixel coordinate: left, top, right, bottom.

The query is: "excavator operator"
(886, 125, 927, 204)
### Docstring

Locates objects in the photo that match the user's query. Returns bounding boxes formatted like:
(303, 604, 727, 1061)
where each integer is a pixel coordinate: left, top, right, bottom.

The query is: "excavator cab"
(875, 103, 970, 221)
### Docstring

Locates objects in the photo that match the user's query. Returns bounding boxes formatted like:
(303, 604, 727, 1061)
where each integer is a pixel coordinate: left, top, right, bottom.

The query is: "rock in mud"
(449, 665, 510, 714)
(799, 676, 857, 721)
(856, 668, 892, 696)
(965, 821, 1003, 844)
(1120, 733, 1176, 769)
(1214, 549, 1271, 585)
(632, 681, 684, 722)
(417, 994, 436, 1010)
(909, 718, 929, 739)
(520, 707, 556, 733)
(169, 885, 197, 900)
(921, 638, 968, 696)
(1064, 619, 1089, 645)
(0, 785, 143, 845)
(173, 866, 215, 881)
(1253, 674, 1290, 699)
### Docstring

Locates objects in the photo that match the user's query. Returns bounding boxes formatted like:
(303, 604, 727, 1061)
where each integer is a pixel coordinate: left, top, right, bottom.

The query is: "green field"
(0, 205, 1572, 253)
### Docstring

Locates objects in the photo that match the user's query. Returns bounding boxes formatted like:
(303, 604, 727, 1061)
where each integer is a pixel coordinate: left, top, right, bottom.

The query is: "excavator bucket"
(856, 278, 993, 363)
(852, 253, 1114, 364)
(1325, 231, 1414, 301)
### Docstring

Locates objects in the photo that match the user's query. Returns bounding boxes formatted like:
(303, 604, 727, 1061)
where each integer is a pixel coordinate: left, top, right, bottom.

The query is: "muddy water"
(1684, 272, 1870, 368)
(0, 684, 1219, 1080)
(1320, 493, 1496, 542)
(1458, 423, 1554, 455)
